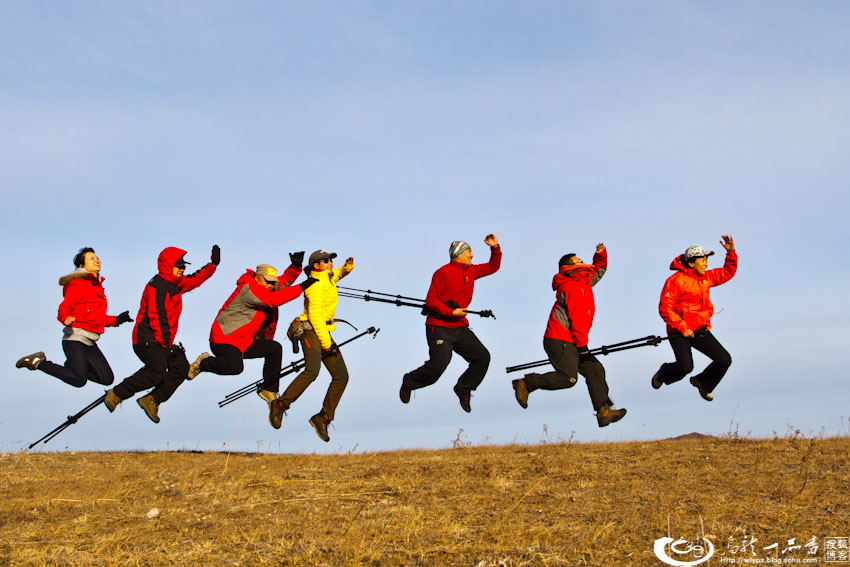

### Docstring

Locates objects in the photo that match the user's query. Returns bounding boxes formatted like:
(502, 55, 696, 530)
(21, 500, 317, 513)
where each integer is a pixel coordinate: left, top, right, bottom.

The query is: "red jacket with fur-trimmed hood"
(544, 248, 607, 348)
(132, 247, 217, 347)
(57, 270, 117, 334)
(659, 250, 737, 335)
(209, 265, 302, 352)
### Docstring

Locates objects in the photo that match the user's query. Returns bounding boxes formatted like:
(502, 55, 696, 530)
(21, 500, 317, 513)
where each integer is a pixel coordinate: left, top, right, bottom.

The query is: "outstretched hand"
(720, 235, 735, 251)
(596, 242, 605, 253)
(345, 257, 354, 267)
(211, 244, 221, 266)
(116, 311, 133, 326)
(484, 233, 499, 247)
(289, 251, 305, 267)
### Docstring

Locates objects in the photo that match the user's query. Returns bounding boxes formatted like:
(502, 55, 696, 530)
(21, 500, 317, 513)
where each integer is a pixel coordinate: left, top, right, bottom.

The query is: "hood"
(158, 247, 187, 280)
(59, 268, 101, 286)
(551, 264, 597, 290)
(669, 255, 696, 275)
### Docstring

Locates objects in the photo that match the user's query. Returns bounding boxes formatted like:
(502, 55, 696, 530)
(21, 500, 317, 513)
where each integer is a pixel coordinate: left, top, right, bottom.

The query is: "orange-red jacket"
(132, 247, 217, 347)
(209, 265, 302, 352)
(659, 250, 737, 335)
(544, 248, 607, 347)
(57, 269, 118, 334)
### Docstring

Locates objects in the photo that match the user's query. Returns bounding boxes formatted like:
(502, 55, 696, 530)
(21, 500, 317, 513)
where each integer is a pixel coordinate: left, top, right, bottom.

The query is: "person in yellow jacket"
(272, 250, 354, 441)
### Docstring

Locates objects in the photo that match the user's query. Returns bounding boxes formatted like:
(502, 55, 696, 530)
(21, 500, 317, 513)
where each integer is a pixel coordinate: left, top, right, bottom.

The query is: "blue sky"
(2, 2, 848, 453)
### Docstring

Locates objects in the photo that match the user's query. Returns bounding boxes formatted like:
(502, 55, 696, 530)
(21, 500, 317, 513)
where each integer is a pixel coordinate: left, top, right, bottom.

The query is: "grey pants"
(524, 337, 612, 412)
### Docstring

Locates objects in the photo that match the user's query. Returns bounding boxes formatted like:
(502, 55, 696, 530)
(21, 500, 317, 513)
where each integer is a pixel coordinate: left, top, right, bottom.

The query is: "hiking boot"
(453, 384, 472, 413)
(512, 378, 529, 409)
(270, 398, 289, 430)
(596, 404, 627, 427)
(690, 377, 714, 401)
(137, 394, 160, 424)
(257, 389, 277, 406)
(399, 376, 412, 404)
(187, 352, 210, 380)
(651, 365, 664, 390)
(16, 351, 46, 370)
(103, 389, 122, 413)
(309, 412, 330, 442)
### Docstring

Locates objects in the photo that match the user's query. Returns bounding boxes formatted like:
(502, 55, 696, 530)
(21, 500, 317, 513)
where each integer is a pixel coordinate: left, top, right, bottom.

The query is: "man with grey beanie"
(400, 234, 501, 413)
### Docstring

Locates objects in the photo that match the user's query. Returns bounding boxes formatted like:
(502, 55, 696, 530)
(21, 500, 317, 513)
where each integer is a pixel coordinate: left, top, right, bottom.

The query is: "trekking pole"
(505, 335, 669, 374)
(337, 286, 496, 319)
(28, 393, 107, 449)
(218, 326, 380, 408)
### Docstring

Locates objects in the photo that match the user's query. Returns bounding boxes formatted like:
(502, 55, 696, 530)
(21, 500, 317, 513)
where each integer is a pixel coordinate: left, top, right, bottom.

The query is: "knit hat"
(449, 241, 471, 259)
(684, 245, 715, 260)
(255, 264, 278, 282)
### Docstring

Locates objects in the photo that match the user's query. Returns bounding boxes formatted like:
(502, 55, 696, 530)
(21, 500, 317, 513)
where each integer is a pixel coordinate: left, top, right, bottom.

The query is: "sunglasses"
(320, 257, 333, 263)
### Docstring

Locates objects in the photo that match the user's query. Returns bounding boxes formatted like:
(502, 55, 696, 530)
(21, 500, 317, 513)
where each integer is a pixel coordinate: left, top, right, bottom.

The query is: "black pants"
(657, 330, 732, 393)
(404, 325, 491, 393)
(38, 340, 114, 388)
(200, 337, 283, 392)
(280, 330, 349, 421)
(525, 337, 612, 412)
(113, 343, 189, 404)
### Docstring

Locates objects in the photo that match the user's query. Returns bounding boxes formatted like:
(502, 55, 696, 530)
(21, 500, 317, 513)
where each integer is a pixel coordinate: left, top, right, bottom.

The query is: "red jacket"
(659, 250, 737, 335)
(209, 265, 302, 352)
(544, 248, 607, 347)
(57, 270, 118, 334)
(424, 246, 501, 328)
(132, 247, 217, 347)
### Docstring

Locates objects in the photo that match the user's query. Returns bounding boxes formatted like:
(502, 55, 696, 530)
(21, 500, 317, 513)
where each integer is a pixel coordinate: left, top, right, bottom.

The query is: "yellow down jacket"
(299, 262, 353, 350)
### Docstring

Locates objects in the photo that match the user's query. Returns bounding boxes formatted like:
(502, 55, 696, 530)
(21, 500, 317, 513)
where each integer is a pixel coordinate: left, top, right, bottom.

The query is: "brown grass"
(2, 436, 849, 566)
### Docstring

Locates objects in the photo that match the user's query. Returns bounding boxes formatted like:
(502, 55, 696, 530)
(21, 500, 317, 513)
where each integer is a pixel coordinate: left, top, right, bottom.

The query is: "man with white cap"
(652, 235, 737, 401)
(400, 234, 501, 413)
(188, 253, 316, 427)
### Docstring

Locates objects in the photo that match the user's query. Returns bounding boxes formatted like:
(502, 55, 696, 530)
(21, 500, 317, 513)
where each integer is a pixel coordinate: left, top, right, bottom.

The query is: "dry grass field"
(2, 435, 849, 566)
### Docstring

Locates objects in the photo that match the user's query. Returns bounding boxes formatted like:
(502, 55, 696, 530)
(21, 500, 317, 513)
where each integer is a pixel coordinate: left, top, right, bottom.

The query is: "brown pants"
(280, 330, 349, 421)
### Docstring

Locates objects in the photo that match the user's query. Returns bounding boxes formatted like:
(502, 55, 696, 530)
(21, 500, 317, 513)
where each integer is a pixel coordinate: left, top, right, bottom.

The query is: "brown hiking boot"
(453, 385, 472, 413)
(270, 398, 289, 430)
(309, 412, 330, 442)
(187, 352, 210, 380)
(257, 389, 277, 406)
(596, 404, 627, 427)
(103, 389, 122, 413)
(512, 378, 529, 409)
(690, 377, 714, 401)
(16, 351, 46, 370)
(137, 394, 160, 424)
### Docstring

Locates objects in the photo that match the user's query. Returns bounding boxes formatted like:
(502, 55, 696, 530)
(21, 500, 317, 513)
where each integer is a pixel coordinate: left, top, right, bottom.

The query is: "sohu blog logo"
(654, 536, 716, 566)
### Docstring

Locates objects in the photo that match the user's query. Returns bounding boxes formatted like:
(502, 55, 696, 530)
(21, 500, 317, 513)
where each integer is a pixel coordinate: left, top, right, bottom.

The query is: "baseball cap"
(255, 264, 278, 282)
(684, 245, 715, 260)
(308, 250, 338, 266)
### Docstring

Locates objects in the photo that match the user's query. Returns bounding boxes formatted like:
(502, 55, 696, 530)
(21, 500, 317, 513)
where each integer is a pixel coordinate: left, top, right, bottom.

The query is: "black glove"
(116, 311, 133, 326)
(211, 244, 221, 266)
(300, 277, 318, 291)
(577, 345, 589, 354)
(289, 251, 305, 267)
